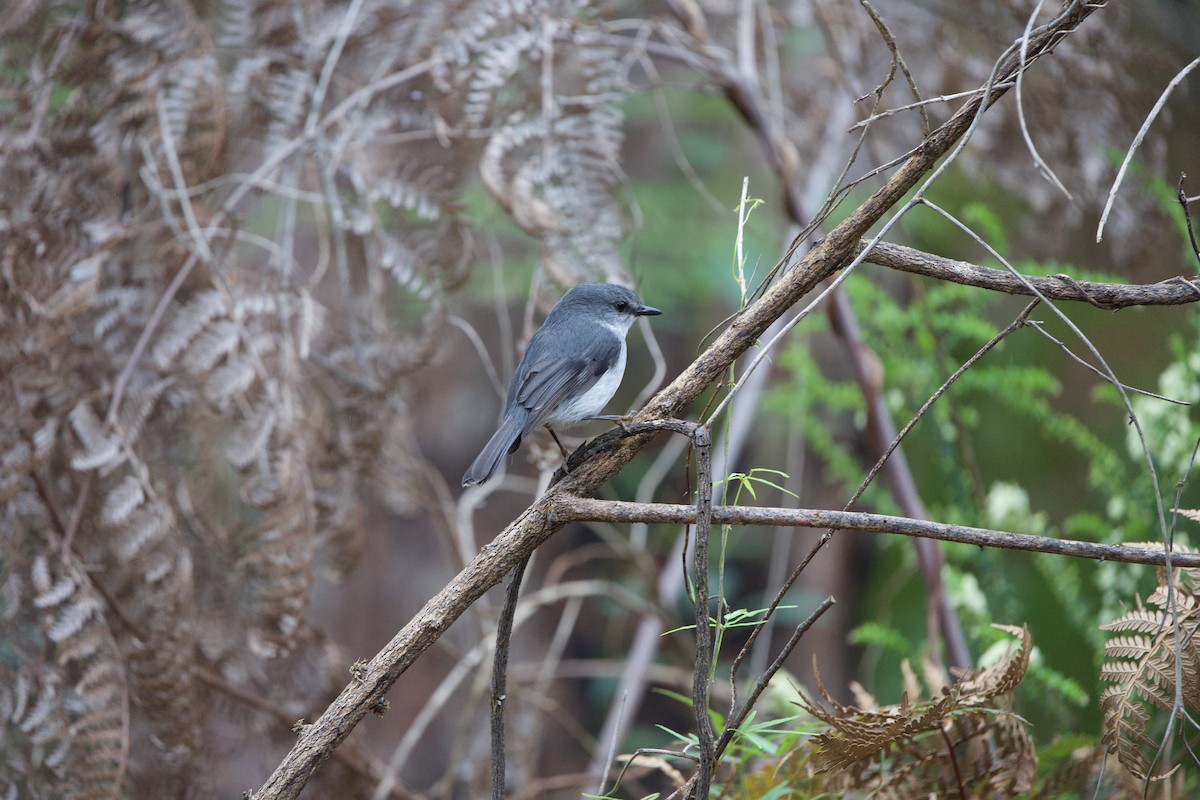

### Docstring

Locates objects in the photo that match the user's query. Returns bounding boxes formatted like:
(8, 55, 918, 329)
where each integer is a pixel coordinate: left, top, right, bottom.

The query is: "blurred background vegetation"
(2, 0, 1199, 798)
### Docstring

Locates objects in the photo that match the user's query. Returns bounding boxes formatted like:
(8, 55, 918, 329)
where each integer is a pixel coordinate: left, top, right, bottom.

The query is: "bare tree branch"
(861, 240, 1200, 308)
(549, 497, 1200, 569)
(686, 421, 715, 797)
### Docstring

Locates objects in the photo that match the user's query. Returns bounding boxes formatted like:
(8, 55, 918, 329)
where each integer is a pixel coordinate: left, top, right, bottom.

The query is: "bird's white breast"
(545, 340, 627, 426)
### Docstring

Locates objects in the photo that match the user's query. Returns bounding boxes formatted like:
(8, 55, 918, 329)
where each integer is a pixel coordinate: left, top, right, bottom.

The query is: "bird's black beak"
(636, 304, 662, 316)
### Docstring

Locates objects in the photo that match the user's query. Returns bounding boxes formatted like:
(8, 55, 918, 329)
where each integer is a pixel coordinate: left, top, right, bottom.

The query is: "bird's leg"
(545, 425, 572, 462)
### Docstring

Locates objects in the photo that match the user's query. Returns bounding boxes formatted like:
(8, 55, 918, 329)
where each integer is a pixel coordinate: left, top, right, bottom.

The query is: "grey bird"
(462, 284, 661, 487)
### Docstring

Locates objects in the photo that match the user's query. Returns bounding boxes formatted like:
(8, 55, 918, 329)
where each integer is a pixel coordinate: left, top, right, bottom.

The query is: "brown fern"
(795, 624, 1037, 798)
(0, 549, 129, 799)
(1099, 548, 1200, 781)
(2, 0, 629, 793)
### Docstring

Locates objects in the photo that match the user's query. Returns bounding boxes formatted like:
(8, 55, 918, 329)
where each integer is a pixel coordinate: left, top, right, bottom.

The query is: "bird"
(462, 283, 661, 487)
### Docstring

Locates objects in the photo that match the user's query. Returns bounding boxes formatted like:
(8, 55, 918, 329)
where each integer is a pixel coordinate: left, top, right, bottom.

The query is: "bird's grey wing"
(514, 334, 620, 434)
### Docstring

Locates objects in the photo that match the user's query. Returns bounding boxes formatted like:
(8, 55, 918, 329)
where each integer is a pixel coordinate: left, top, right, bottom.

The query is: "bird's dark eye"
(615, 301, 628, 313)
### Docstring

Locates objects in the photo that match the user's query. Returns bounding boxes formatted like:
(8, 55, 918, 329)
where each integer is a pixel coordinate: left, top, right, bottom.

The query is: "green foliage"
(731, 183, 767, 308)
(765, 333, 888, 509)
(640, 688, 825, 800)
(717, 468, 799, 503)
(1126, 318, 1200, 480)
(847, 621, 914, 660)
(763, 193, 1200, 765)
(961, 201, 1009, 256)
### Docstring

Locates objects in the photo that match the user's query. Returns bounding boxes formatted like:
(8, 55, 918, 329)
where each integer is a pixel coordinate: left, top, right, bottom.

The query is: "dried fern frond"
(797, 624, 1036, 797)
(0, 550, 129, 799)
(432, 0, 630, 284)
(1099, 550, 1200, 781)
(0, 418, 57, 504)
(69, 401, 124, 474)
(100, 475, 205, 791)
(958, 623, 1033, 702)
(2, 0, 626, 794)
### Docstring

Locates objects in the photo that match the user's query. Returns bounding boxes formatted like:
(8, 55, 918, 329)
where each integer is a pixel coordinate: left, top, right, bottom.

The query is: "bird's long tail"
(461, 412, 526, 487)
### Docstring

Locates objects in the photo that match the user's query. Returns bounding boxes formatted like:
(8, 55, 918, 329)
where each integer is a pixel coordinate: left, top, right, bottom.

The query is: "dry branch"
(252, 6, 1103, 797)
(862, 240, 1200, 308)
(549, 497, 1200, 569)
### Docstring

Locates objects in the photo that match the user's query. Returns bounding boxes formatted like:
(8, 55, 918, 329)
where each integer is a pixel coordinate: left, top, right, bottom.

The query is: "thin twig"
(491, 555, 530, 800)
(1016, 0, 1072, 199)
(631, 311, 669, 412)
(154, 92, 217, 266)
(736, 0, 756, 79)
(303, 0, 366, 139)
(60, 471, 92, 559)
(1024, 320, 1189, 405)
(714, 597, 835, 760)
(1179, 174, 1200, 268)
(1097, 57, 1200, 243)
(594, 691, 627, 796)
(319, 160, 373, 382)
(603, 747, 698, 799)
(450, 315, 507, 398)
(757, 0, 785, 135)
(848, 84, 1015, 131)
(858, 0, 928, 135)
(941, 725, 968, 800)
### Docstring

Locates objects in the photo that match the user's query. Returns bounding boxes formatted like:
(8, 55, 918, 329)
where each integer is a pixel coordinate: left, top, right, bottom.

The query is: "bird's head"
(558, 283, 661, 333)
